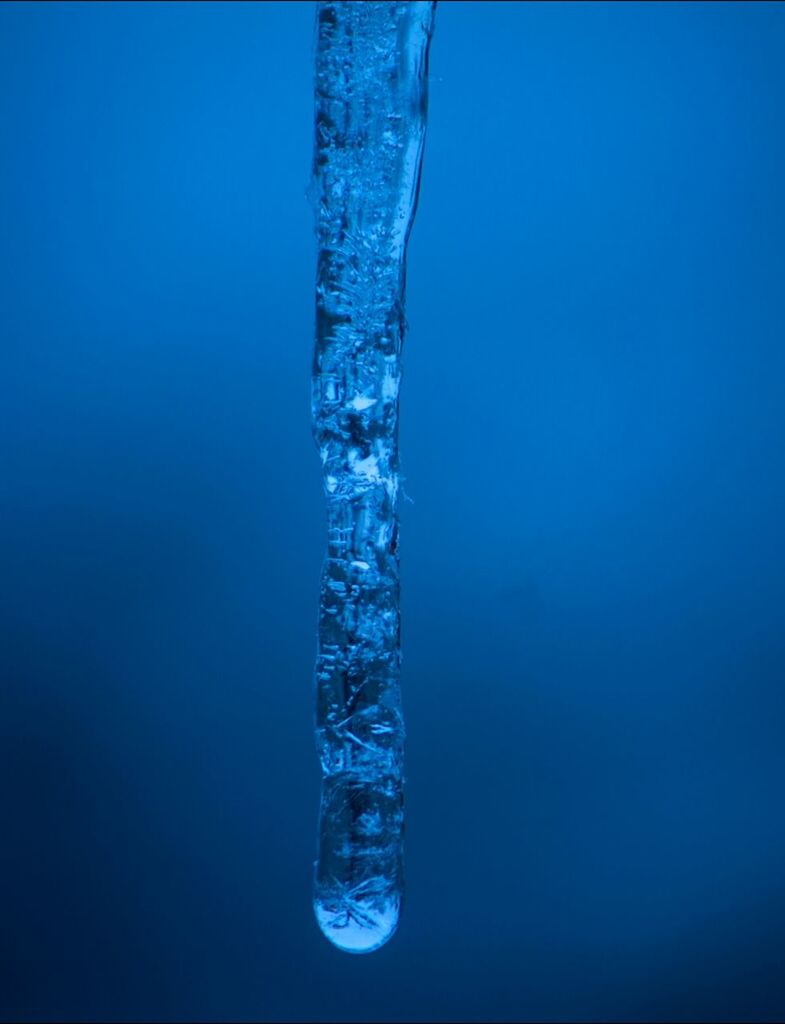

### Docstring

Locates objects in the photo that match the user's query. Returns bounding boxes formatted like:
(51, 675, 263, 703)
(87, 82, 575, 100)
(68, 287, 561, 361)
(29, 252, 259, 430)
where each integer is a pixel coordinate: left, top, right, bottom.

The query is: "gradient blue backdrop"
(2, 2, 785, 1020)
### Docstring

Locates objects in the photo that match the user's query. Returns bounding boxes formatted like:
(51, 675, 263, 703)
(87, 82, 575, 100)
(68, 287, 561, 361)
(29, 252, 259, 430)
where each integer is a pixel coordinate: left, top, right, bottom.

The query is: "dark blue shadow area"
(2, 2, 785, 1020)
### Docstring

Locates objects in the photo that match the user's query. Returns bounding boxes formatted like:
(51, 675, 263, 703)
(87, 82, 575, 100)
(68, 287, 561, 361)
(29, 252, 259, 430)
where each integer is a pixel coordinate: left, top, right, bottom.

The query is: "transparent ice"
(311, 1, 436, 954)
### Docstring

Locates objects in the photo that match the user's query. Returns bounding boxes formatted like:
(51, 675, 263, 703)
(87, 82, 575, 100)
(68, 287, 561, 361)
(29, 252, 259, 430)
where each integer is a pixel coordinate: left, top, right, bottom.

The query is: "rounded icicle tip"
(314, 893, 400, 954)
(313, 774, 405, 954)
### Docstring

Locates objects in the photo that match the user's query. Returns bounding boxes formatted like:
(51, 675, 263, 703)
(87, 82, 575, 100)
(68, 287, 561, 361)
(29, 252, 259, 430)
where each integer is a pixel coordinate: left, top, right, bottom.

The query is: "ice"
(351, 395, 377, 412)
(314, 894, 400, 955)
(310, 1, 436, 953)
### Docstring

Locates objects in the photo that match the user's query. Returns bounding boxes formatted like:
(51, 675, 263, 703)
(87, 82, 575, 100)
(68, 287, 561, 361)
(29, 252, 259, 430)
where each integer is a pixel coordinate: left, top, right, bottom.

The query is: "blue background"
(2, 2, 785, 1020)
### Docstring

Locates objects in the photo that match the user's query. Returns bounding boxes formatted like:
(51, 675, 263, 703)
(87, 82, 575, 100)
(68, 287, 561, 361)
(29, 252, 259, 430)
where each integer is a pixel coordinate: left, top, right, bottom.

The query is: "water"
(310, 0, 436, 954)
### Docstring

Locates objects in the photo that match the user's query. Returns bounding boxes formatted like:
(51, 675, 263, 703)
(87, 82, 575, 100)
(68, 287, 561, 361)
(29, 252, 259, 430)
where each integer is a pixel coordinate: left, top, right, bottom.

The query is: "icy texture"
(311, 1, 435, 954)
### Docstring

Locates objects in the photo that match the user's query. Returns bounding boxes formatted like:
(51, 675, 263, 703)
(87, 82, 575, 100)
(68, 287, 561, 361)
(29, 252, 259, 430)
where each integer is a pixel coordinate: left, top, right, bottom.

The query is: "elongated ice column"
(311, 1, 435, 954)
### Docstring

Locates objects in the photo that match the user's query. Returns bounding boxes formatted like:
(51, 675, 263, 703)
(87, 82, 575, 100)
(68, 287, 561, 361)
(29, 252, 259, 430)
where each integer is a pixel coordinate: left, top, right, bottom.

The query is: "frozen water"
(310, 0, 436, 953)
